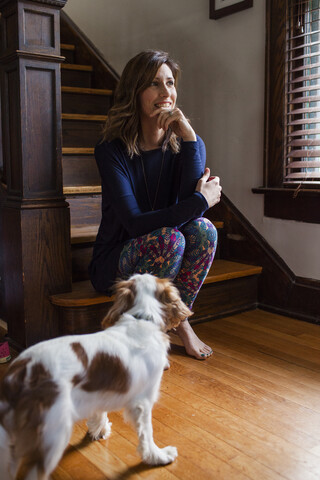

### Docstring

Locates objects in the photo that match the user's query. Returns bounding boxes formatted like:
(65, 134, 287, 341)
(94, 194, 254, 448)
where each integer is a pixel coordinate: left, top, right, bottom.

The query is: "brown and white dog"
(0, 274, 192, 480)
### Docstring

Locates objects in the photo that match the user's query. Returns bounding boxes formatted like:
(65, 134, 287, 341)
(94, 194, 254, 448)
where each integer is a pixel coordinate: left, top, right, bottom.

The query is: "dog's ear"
(156, 278, 192, 331)
(101, 278, 136, 328)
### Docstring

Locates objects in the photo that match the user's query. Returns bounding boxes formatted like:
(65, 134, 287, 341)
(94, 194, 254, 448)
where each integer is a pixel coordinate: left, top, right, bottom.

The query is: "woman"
(89, 50, 222, 359)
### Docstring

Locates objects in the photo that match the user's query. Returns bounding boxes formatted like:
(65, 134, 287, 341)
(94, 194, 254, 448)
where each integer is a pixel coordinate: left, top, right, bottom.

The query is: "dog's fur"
(0, 274, 192, 479)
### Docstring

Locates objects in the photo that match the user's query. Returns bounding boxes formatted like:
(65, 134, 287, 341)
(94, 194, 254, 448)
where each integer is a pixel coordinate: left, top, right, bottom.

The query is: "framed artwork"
(210, 0, 253, 19)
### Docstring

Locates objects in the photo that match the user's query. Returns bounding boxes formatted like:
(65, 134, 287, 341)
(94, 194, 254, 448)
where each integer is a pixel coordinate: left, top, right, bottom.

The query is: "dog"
(0, 273, 192, 479)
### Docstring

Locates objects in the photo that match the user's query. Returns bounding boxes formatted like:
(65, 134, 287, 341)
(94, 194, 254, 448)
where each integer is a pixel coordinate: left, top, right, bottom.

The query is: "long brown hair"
(101, 50, 181, 157)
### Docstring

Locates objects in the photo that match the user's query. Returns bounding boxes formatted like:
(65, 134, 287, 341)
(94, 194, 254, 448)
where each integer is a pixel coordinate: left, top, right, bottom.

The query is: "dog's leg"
(87, 411, 112, 440)
(0, 424, 14, 479)
(39, 397, 74, 478)
(125, 401, 177, 466)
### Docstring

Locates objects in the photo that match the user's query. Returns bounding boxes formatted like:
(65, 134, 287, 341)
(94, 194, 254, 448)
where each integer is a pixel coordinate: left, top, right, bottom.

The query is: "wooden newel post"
(0, 0, 71, 349)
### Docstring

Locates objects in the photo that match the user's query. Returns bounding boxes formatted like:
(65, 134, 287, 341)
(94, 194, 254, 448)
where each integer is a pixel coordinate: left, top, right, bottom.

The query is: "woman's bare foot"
(175, 320, 213, 360)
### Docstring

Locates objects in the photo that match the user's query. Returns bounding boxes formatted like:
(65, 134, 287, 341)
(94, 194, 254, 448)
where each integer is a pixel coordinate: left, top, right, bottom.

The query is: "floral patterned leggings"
(118, 217, 217, 309)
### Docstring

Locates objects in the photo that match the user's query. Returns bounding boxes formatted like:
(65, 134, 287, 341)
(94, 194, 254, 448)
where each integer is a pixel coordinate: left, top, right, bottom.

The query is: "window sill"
(252, 187, 320, 224)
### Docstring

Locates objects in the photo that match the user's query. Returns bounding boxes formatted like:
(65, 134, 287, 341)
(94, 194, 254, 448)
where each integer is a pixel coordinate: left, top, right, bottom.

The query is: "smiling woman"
(89, 50, 222, 360)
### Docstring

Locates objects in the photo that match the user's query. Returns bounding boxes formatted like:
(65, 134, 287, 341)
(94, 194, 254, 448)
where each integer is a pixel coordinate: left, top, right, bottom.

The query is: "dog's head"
(101, 274, 192, 331)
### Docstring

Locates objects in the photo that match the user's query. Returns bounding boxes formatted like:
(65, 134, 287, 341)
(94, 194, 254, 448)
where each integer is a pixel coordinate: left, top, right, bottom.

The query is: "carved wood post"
(0, 0, 71, 349)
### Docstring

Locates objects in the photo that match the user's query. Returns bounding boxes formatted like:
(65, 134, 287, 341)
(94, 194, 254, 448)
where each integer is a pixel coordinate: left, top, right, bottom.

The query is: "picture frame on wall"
(210, 0, 253, 20)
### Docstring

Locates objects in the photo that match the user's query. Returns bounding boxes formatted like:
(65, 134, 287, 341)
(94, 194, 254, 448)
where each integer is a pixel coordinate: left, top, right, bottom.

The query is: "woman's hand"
(196, 168, 222, 208)
(151, 107, 196, 142)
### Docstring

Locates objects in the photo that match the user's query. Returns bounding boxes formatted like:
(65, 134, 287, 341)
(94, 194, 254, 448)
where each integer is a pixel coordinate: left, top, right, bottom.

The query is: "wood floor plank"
(169, 347, 320, 412)
(164, 363, 320, 451)
(159, 381, 320, 480)
(220, 314, 320, 360)
(67, 421, 143, 479)
(209, 319, 320, 369)
(153, 402, 285, 480)
(189, 321, 320, 390)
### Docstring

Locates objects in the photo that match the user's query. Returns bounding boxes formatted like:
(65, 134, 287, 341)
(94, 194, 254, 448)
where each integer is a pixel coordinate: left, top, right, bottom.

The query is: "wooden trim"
(258, 0, 320, 223)
(264, 0, 286, 187)
(252, 187, 320, 223)
(206, 193, 320, 324)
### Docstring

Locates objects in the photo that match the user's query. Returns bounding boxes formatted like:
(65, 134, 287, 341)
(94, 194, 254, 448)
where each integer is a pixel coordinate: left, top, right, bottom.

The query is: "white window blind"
(285, 0, 320, 184)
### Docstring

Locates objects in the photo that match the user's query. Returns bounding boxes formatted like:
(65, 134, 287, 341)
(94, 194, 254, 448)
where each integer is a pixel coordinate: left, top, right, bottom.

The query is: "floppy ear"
(101, 278, 136, 329)
(156, 278, 193, 331)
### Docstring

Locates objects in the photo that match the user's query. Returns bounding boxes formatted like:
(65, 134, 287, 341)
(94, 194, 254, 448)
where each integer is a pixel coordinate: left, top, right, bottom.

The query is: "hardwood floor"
(1, 309, 320, 479)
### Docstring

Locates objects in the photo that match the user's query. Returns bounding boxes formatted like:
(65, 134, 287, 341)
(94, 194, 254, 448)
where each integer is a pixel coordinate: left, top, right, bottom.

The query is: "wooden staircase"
(51, 13, 263, 335)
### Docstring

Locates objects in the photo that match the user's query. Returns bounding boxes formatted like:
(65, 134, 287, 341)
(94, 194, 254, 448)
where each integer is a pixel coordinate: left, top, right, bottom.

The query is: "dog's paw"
(97, 420, 112, 440)
(143, 445, 178, 465)
(87, 413, 112, 440)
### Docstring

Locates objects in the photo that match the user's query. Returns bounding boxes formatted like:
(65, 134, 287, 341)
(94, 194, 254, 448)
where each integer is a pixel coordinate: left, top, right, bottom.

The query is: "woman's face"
(139, 63, 177, 121)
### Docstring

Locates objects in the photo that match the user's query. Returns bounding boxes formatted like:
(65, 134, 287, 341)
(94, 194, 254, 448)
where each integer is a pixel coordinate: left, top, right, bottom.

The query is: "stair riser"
(72, 244, 93, 282)
(61, 49, 75, 63)
(62, 93, 112, 115)
(63, 156, 100, 187)
(62, 69, 92, 88)
(58, 304, 108, 335)
(62, 120, 103, 147)
(68, 196, 101, 226)
(192, 275, 259, 322)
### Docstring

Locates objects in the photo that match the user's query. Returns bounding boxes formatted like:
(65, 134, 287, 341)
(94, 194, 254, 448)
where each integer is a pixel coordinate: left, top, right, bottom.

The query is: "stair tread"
(62, 113, 107, 121)
(65, 186, 101, 195)
(62, 86, 113, 96)
(50, 260, 262, 307)
(70, 221, 225, 244)
(63, 147, 95, 155)
(61, 63, 93, 71)
(61, 43, 76, 51)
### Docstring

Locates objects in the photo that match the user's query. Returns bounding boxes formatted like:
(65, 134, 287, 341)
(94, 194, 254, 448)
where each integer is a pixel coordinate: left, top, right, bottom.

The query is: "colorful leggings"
(118, 217, 217, 309)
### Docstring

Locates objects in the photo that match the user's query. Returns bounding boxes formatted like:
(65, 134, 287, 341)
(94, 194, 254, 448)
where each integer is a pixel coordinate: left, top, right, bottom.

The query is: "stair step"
(63, 148, 94, 155)
(62, 87, 113, 115)
(62, 155, 100, 187)
(61, 43, 76, 63)
(62, 113, 107, 122)
(62, 117, 104, 148)
(62, 86, 113, 96)
(61, 63, 93, 72)
(50, 260, 262, 308)
(64, 186, 101, 195)
(61, 64, 93, 88)
(61, 43, 76, 51)
(70, 220, 225, 245)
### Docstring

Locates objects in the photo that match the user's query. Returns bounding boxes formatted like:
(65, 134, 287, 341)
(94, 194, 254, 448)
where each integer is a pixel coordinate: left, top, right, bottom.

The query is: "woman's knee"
(152, 226, 186, 253)
(182, 217, 218, 246)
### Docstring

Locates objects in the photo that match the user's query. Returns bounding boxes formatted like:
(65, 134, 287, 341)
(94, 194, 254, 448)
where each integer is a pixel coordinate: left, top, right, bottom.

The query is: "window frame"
(253, 0, 320, 224)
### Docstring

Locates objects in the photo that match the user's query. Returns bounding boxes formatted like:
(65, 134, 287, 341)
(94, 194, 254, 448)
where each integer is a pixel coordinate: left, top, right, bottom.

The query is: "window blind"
(285, 0, 320, 184)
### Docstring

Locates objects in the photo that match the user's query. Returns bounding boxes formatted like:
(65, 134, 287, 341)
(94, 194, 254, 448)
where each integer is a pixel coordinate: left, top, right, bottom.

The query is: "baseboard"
(259, 303, 320, 325)
(191, 303, 258, 325)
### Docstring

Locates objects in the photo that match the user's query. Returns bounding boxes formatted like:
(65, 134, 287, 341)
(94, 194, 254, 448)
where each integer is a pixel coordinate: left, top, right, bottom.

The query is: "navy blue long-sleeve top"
(89, 135, 208, 293)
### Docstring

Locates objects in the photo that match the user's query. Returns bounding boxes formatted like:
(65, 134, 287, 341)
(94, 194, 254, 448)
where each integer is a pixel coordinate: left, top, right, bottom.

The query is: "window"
(285, 0, 320, 185)
(253, 0, 320, 223)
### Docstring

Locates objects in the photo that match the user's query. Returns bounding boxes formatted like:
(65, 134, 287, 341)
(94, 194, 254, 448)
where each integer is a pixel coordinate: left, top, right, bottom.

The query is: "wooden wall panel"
(23, 64, 59, 196)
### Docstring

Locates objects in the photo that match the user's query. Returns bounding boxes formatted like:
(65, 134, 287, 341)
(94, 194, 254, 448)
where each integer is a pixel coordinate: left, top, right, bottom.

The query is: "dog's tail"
(0, 356, 61, 479)
(0, 423, 11, 480)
